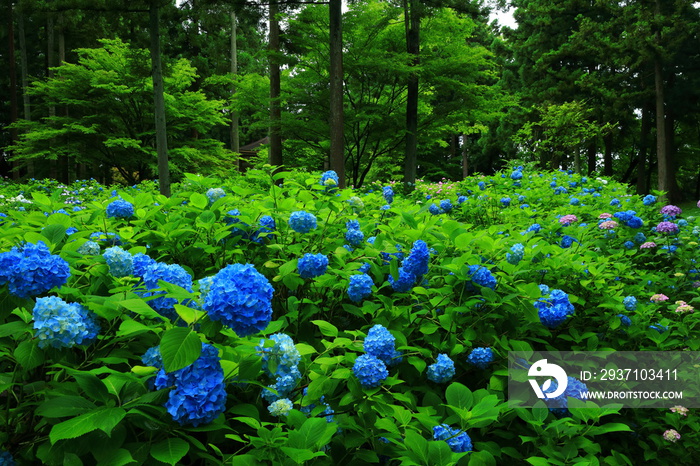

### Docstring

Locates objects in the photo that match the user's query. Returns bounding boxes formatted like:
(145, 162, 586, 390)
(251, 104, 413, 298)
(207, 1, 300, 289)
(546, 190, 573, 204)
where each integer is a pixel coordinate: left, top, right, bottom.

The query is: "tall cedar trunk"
(47, 15, 60, 180)
(586, 143, 596, 175)
(637, 100, 651, 194)
(58, 13, 69, 183)
(329, 0, 345, 187)
(18, 8, 34, 178)
(268, 0, 283, 168)
(574, 149, 581, 174)
(461, 133, 469, 178)
(603, 133, 613, 177)
(654, 0, 670, 200)
(8, 1, 20, 179)
(664, 72, 679, 201)
(150, 2, 171, 197)
(230, 12, 240, 169)
(403, 0, 419, 190)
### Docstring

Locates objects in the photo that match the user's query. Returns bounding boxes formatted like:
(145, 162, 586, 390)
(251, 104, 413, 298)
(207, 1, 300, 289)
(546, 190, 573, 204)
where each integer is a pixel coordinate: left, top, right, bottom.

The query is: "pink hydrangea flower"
(697, 200, 700, 209)
(598, 213, 613, 219)
(640, 242, 657, 249)
(599, 220, 618, 230)
(559, 214, 578, 226)
(663, 429, 681, 442)
(650, 293, 669, 303)
(671, 406, 689, 416)
(675, 301, 694, 313)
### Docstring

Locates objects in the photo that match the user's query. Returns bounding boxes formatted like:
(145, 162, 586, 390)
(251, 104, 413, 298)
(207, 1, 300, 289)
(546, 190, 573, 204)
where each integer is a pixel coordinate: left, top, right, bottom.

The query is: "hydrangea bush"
(0, 167, 698, 464)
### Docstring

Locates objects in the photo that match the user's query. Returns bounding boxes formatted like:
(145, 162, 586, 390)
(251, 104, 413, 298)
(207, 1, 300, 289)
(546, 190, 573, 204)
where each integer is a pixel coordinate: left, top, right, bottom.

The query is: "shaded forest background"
(1, 0, 699, 201)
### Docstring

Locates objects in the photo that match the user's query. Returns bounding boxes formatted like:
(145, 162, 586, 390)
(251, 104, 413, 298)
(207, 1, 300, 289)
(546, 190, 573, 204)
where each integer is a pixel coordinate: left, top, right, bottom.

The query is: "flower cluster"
(656, 221, 679, 234)
(650, 293, 669, 303)
(465, 264, 497, 292)
(390, 240, 429, 292)
(467, 347, 494, 369)
(642, 194, 657, 206)
(206, 187, 226, 203)
(352, 354, 388, 388)
(660, 205, 682, 218)
(320, 170, 339, 189)
(506, 243, 525, 265)
(252, 215, 277, 243)
(77, 240, 101, 255)
(560, 234, 577, 248)
(433, 424, 472, 453)
(289, 211, 317, 233)
(32, 296, 100, 348)
(663, 429, 681, 443)
(0, 451, 16, 466)
(154, 343, 227, 427)
(103, 246, 134, 278)
(297, 253, 329, 279)
(0, 241, 70, 299)
(542, 376, 588, 416)
(535, 287, 575, 328)
(348, 196, 364, 212)
(440, 199, 453, 212)
(106, 199, 134, 219)
(268, 398, 293, 416)
(345, 220, 364, 246)
(383, 186, 394, 204)
(511, 169, 523, 180)
(559, 214, 578, 226)
(203, 263, 273, 337)
(640, 241, 657, 249)
(598, 220, 618, 230)
(364, 325, 400, 366)
(670, 405, 688, 416)
(141, 262, 193, 320)
(675, 301, 694, 313)
(259, 333, 301, 403)
(427, 354, 455, 383)
(348, 273, 373, 302)
(623, 296, 637, 311)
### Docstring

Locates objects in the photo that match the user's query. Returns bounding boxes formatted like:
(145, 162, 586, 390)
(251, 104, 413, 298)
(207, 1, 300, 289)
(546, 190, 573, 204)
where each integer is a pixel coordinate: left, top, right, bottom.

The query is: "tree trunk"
(150, 2, 171, 197)
(603, 133, 613, 177)
(586, 142, 596, 175)
(18, 7, 34, 178)
(403, 0, 420, 190)
(329, 0, 345, 188)
(268, 0, 283, 168)
(58, 13, 70, 183)
(461, 133, 469, 179)
(664, 72, 679, 202)
(47, 15, 58, 180)
(230, 12, 240, 170)
(8, 1, 19, 179)
(574, 148, 581, 175)
(654, 0, 670, 200)
(637, 100, 651, 194)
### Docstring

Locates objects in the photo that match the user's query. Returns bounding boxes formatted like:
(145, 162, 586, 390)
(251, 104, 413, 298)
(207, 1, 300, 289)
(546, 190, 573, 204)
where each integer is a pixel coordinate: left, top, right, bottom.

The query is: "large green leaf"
(150, 438, 190, 465)
(445, 382, 473, 410)
(189, 192, 208, 209)
(49, 407, 126, 444)
(36, 396, 97, 418)
(14, 339, 44, 370)
(160, 327, 202, 373)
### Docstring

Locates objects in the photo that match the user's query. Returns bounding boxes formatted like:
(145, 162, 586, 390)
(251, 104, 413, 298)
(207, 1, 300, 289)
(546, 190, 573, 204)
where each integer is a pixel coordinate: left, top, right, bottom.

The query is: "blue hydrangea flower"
(440, 199, 453, 212)
(526, 223, 541, 233)
(259, 333, 301, 377)
(252, 215, 277, 243)
(348, 274, 373, 302)
(467, 347, 494, 369)
(90, 231, 121, 246)
(268, 398, 293, 416)
(402, 240, 430, 278)
(352, 354, 388, 388)
(465, 265, 497, 292)
(389, 268, 417, 293)
(623, 296, 637, 311)
(320, 170, 339, 189)
(610, 198, 620, 207)
(77, 240, 101, 255)
(427, 354, 455, 383)
(206, 188, 226, 203)
(501, 197, 511, 207)
(132, 253, 156, 278)
(542, 376, 588, 415)
(142, 345, 163, 369)
(345, 228, 364, 246)
(478, 181, 486, 190)
(33, 296, 100, 348)
(0, 450, 17, 466)
(535, 288, 575, 328)
(642, 194, 657, 206)
(623, 240, 635, 249)
(157, 343, 227, 427)
(511, 170, 523, 180)
(617, 314, 632, 327)
(428, 204, 442, 215)
(103, 246, 134, 278)
(433, 424, 472, 453)
(570, 197, 580, 206)
(383, 186, 394, 204)
(203, 263, 273, 337)
(626, 216, 644, 228)
(633, 232, 646, 244)
(364, 325, 396, 365)
(141, 262, 193, 320)
(106, 199, 134, 219)
(0, 241, 70, 299)
(289, 211, 317, 233)
(506, 243, 525, 265)
(297, 253, 329, 279)
(560, 235, 577, 248)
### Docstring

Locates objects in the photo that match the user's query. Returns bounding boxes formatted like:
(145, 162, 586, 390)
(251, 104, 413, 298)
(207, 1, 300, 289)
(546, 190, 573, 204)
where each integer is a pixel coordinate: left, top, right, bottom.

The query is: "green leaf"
(445, 382, 473, 410)
(31, 191, 52, 207)
(49, 407, 126, 444)
(119, 299, 166, 321)
(280, 448, 324, 464)
(526, 457, 552, 466)
(0, 320, 30, 338)
(14, 339, 44, 370)
(189, 193, 208, 209)
(41, 223, 67, 245)
(404, 430, 429, 464)
(288, 417, 328, 449)
(311, 320, 338, 337)
(36, 396, 97, 418)
(589, 423, 632, 435)
(150, 438, 190, 465)
(428, 441, 453, 466)
(160, 327, 202, 373)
